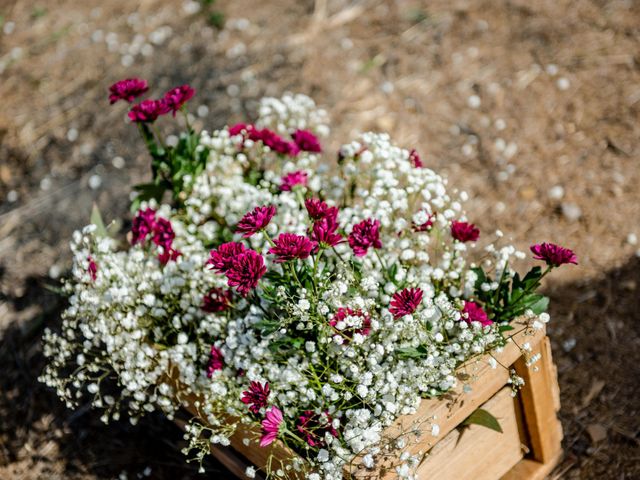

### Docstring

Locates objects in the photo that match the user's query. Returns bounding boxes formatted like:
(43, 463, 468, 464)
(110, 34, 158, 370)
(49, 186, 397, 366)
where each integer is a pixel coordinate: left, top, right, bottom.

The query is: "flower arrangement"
(40, 78, 576, 480)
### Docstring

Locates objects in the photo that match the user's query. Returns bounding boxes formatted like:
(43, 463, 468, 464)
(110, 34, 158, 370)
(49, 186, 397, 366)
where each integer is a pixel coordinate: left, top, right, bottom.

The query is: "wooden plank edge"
(501, 451, 563, 480)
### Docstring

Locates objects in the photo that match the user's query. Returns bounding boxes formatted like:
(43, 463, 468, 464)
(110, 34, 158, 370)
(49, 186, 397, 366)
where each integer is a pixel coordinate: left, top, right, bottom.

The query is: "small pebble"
(546, 64, 559, 76)
(562, 337, 577, 352)
(561, 202, 582, 222)
(627, 233, 638, 246)
(548, 185, 565, 200)
(3, 21, 15, 35)
(40, 177, 52, 191)
(495, 118, 506, 130)
(557, 77, 571, 90)
(67, 128, 79, 142)
(197, 105, 209, 118)
(112, 156, 125, 169)
(49, 264, 61, 279)
(88, 174, 102, 190)
(467, 95, 481, 109)
(380, 81, 394, 94)
(7, 190, 18, 202)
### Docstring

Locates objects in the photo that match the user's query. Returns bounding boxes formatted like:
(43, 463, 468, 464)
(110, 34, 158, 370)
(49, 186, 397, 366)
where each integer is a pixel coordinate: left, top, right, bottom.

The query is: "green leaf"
(498, 324, 515, 332)
(396, 345, 428, 359)
(529, 295, 549, 315)
(90, 203, 108, 237)
(461, 408, 503, 433)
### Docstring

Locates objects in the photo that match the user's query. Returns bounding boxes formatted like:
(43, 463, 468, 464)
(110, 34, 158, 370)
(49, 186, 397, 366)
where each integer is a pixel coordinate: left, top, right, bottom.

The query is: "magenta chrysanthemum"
(305, 198, 339, 222)
(268, 233, 316, 263)
(530, 242, 578, 267)
(329, 308, 371, 341)
(296, 411, 338, 447)
(451, 221, 480, 243)
(226, 249, 267, 296)
(310, 216, 343, 248)
(280, 171, 308, 191)
(87, 256, 97, 281)
(228, 122, 249, 137)
(206, 345, 224, 377)
(128, 99, 170, 123)
(348, 218, 382, 257)
(259, 128, 299, 156)
(201, 287, 233, 313)
(151, 217, 175, 248)
(292, 129, 322, 153)
(390, 287, 423, 319)
(131, 207, 157, 245)
(108, 78, 149, 104)
(163, 84, 195, 115)
(260, 406, 283, 447)
(241, 381, 270, 414)
(157, 247, 181, 265)
(206, 242, 247, 274)
(461, 301, 492, 327)
(236, 205, 277, 238)
(409, 148, 423, 168)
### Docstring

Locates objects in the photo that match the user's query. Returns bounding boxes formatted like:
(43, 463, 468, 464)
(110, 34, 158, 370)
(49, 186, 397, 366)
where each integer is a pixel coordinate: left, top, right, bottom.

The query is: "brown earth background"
(0, 0, 639, 479)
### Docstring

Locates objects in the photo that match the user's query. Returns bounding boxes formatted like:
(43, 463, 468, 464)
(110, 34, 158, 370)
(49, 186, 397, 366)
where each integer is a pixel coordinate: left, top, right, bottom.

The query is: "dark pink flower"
(329, 308, 371, 341)
(236, 205, 277, 238)
(530, 243, 578, 267)
(304, 198, 338, 222)
(348, 218, 382, 257)
(296, 411, 338, 447)
(151, 217, 176, 248)
(201, 287, 233, 313)
(206, 242, 247, 274)
(260, 406, 283, 447)
(226, 250, 267, 296)
(461, 301, 492, 327)
(157, 247, 181, 265)
(87, 256, 98, 281)
(163, 84, 195, 115)
(451, 221, 480, 243)
(280, 171, 308, 191)
(390, 287, 423, 319)
(310, 216, 343, 248)
(229, 123, 249, 136)
(108, 78, 149, 104)
(206, 345, 224, 377)
(412, 212, 434, 232)
(409, 148, 423, 168)
(128, 99, 170, 123)
(131, 207, 157, 244)
(292, 129, 322, 153)
(260, 129, 299, 156)
(268, 233, 316, 263)
(241, 381, 270, 414)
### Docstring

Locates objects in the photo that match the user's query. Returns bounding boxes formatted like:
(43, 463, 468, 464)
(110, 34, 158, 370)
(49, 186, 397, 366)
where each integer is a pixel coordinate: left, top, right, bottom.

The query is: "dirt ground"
(1, 0, 639, 478)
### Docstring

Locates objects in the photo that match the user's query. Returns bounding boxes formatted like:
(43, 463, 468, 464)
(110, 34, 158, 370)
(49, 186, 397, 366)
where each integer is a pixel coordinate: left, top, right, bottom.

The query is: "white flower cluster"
(42, 94, 539, 479)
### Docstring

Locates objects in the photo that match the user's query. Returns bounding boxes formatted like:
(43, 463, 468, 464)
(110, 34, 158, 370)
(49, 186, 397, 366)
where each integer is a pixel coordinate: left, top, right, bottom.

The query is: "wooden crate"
(178, 319, 562, 479)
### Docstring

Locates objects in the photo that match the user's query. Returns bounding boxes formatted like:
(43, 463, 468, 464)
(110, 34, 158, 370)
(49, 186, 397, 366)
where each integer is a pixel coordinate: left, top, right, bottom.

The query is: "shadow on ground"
(546, 256, 640, 479)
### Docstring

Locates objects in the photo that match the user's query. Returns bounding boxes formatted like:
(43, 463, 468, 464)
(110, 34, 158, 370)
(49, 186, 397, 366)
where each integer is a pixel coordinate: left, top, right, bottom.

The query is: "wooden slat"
(511, 337, 563, 465)
(415, 387, 523, 480)
(501, 454, 563, 480)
